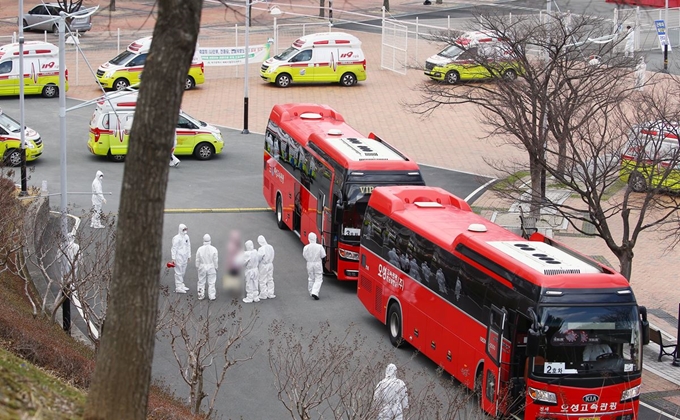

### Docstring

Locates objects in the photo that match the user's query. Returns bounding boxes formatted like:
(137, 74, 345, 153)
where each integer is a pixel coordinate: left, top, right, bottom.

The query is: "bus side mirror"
(639, 306, 650, 345)
(334, 201, 344, 221)
(527, 329, 540, 357)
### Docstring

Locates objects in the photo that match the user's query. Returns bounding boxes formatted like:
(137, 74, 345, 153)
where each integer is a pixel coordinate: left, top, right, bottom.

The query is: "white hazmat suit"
(257, 235, 275, 299)
(624, 27, 635, 58)
(171, 224, 191, 293)
(373, 364, 409, 420)
(63, 233, 80, 282)
(90, 170, 106, 228)
(302, 232, 326, 300)
(195, 234, 218, 301)
(242, 240, 260, 303)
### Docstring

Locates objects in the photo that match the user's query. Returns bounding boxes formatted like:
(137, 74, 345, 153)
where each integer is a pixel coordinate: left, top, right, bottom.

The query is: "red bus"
(358, 185, 648, 419)
(262, 103, 425, 280)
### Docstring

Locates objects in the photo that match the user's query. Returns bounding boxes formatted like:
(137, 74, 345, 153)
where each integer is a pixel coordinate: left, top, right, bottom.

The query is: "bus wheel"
(41, 84, 58, 98)
(388, 303, 404, 348)
(474, 368, 484, 403)
(108, 152, 126, 162)
(629, 171, 647, 192)
(276, 195, 287, 230)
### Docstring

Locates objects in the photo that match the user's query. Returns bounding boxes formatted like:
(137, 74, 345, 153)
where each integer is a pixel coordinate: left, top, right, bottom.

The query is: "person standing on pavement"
(624, 26, 635, 58)
(373, 363, 409, 420)
(242, 240, 260, 303)
(256, 235, 276, 300)
(303, 232, 325, 300)
(171, 224, 191, 293)
(195, 234, 218, 301)
(90, 170, 106, 229)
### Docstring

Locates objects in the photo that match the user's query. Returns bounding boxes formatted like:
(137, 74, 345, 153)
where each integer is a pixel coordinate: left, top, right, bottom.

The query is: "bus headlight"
(338, 248, 359, 261)
(528, 387, 557, 404)
(621, 385, 640, 402)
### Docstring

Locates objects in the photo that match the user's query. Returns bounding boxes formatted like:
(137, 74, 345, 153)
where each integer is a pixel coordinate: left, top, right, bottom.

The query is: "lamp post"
(18, 0, 27, 196)
(242, 1, 281, 134)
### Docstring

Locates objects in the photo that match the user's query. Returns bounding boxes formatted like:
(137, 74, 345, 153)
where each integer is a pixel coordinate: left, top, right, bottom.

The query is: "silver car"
(22, 3, 92, 33)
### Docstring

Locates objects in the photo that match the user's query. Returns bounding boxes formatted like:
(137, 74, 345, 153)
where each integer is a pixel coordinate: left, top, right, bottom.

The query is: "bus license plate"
(578, 417, 600, 420)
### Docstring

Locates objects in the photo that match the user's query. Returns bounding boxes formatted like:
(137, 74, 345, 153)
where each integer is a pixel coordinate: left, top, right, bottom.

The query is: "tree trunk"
(83, 0, 202, 418)
(383, 0, 390, 12)
(319, 0, 325, 18)
(529, 156, 543, 217)
(110, 0, 115, 12)
(616, 246, 634, 281)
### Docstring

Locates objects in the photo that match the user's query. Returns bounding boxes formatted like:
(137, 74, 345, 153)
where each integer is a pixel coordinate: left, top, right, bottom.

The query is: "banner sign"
(198, 43, 271, 66)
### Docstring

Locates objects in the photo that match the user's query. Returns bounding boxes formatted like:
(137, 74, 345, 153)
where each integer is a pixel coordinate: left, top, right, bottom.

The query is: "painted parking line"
(164, 207, 271, 214)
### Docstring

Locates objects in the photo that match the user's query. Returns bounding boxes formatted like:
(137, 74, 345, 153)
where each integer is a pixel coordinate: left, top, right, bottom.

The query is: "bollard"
(673, 303, 680, 366)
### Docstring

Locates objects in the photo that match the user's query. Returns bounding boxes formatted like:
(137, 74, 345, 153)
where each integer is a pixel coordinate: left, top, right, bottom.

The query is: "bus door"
(316, 164, 334, 273)
(482, 305, 507, 417)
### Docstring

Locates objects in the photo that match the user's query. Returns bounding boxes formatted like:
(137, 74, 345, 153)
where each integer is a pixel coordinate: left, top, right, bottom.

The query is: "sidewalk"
(1, 0, 679, 411)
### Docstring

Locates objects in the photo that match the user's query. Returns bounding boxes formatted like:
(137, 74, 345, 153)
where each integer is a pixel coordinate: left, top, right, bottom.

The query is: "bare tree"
(407, 10, 680, 279)
(156, 287, 260, 417)
(268, 319, 492, 419)
(410, 10, 635, 215)
(83, 0, 203, 417)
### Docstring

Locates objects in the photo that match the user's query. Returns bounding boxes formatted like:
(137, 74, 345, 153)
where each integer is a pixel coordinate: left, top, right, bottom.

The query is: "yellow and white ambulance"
(260, 32, 366, 87)
(87, 92, 223, 162)
(0, 108, 43, 166)
(0, 41, 68, 98)
(95, 36, 205, 91)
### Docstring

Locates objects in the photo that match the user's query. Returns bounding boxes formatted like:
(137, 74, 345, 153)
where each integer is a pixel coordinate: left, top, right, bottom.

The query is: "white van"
(260, 32, 366, 87)
(96, 36, 205, 91)
(87, 92, 224, 162)
(0, 41, 68, 97)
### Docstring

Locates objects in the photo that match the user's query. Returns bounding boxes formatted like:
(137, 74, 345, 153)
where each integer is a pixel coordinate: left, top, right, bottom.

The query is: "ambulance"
(260, 32, 366, 87)
(0, 41, 68, 98)
(0, 108, 43, 166)
(95, 36, 205, 91)
(424, 31, 522, 85)
(87, 92, 224, 162)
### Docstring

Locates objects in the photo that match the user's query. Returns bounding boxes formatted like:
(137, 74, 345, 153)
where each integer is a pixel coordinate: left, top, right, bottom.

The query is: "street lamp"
(242, 1, 281, 134)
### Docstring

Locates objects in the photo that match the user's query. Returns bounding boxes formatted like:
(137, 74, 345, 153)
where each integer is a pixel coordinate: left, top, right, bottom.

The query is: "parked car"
(0, 108, 43, 167)
(22, 3, 92, 33)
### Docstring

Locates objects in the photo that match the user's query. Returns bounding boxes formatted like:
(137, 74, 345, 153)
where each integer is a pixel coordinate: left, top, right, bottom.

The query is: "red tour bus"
(358, 185, 648, 419)
(262, 103, 425, 280)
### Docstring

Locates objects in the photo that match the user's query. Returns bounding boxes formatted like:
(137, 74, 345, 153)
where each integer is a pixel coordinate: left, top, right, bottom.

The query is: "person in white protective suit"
(171, 224, 191, 293)
(388, 248, 400, 267)
(421, 261, 432, 284)
(90, 170, 106, 229)
(195, 234, 218, 301)
(624, 26, 635, 58)
(256, 235, 276, 299)
(242, 240, 260, 303)
(170, 134, 181, 167)
(302, 232, 326, 300)
(64, 233, 80, 282)
(436, 267, 448, 294)
(373, 363, 409, 420)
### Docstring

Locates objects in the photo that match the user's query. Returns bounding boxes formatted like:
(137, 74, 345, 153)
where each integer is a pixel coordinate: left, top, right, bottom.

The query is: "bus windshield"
(532, 305, 642, 376)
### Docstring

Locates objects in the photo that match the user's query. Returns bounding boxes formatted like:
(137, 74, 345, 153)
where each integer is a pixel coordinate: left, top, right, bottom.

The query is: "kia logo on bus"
(583, 394, 599, 403)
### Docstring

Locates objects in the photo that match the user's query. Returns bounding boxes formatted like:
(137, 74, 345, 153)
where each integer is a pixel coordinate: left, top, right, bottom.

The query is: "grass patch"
(0, 346, 85, 418)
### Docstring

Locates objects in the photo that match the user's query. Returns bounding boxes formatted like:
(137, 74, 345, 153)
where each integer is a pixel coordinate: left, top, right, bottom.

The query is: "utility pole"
(18, 0, 27, 196)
